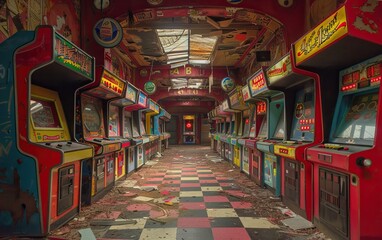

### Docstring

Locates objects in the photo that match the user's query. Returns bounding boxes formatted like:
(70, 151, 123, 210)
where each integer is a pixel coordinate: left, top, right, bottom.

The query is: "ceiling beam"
(233, 27, 267, 68)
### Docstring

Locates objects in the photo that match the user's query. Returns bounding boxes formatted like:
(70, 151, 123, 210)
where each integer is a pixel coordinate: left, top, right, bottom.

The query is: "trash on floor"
(117, 180, 137, 187)
(78, 228, 96, 240)
(276, 207, 297, 217)
(281, 215, 314, 230)
(132, 196, 154, 202)
(90, 219, 138, 226)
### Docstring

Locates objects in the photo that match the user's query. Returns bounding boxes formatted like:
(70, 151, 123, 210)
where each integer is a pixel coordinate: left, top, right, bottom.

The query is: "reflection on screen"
(132, 120, 140, 137)
(243, 118, 250, 137)
(334, 92, 378, 144)
(140, 115, 146, 135)
(273, 114, 285, 139)
(257, 116, 267, 138)
(109, 105, 119, 136)
(123, 115, 133, 138)
(30, 99, 62, 128)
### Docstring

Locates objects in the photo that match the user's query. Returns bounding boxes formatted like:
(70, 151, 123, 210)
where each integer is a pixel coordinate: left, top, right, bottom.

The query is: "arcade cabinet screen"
(109, 105, 119, 136)
(225, 122, 230, 134)
(132, 118, 140, 138)
(333, 91, 378, 145)
(273, 113, 285, 139)
(249, 109, 257, 138)
(82, 97, 102, 134)
(243, 118, 250, 137)
(257, 115, 268, 139)
(220, 122, 224, 133)
(123, 113, 133, 138)
(291, 88, 315, 141)
(30, 98, 62, 129)
(140, 114, 146, 135)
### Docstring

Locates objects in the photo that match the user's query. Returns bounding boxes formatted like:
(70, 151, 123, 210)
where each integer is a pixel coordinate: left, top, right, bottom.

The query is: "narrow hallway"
(50, 146, 325, 240)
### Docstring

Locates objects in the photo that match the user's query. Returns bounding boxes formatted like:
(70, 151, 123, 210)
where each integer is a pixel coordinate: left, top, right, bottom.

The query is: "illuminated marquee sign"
(248, 70, 267, 97)
(294, 6, 348, 65)
(101, 70, 125, 96)
(222, 100, 230, 111)
(267, 54, 292, 84)
(229, 91, 239, 106)
(55, 33, 94, 79)
(149, 100, 156, 111)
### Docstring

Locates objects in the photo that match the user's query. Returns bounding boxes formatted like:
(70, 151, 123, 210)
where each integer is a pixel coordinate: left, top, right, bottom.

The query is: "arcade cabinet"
(250, 67, 285, 197)
(183, 115, 196, 144)
(228, 86, 249, 169)
(145, 100, 160, 158)
(153, 107, 171, 153)
(76, 67, 124, 204)
(216, 104, 231, 159)
(124, 90, 148, 172)
(237, 84, 253, 176)
(268, 53, 322, 220)
(242, 82, 267, 185)
(108, 82, 138, 181)
(0, 26, 94, 236)
(296, 3, 382, 239)
(135, 94, 151, 168)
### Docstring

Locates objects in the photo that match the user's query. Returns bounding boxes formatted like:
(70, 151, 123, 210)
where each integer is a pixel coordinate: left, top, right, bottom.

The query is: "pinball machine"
(107, 82, 139, 181)
(294, 2, 382, 238)
(228, 86, 248, 169)
(248, 67, 285, 197)
(153, 107, 171, 153)
(124, 90, 147, 173)
(0, 26, 94, 236)
(266, 53, 322, 220)
(76, 67, 124, 204)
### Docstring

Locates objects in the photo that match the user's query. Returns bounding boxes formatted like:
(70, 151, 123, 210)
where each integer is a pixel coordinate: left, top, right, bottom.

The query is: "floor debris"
(281, 215, 315, 230)
(90, 219, 138, 226)
(78, 228, 96, 240)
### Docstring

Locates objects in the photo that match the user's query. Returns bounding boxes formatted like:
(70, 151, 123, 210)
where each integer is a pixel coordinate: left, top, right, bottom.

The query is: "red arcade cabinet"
(108, 81, 135, 181)
(120, 84, 144, 175)
(1, 26, 94, 235)
(268, 53, 322, 220)
(77, 67, 124, 204)
(131, 91, 149, 169)
(295, 3, 382, 239)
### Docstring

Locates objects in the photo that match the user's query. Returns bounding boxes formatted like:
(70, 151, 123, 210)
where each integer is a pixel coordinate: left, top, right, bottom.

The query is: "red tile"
(230, 201, 253, 209)
(203, 196, 229, 202)
(126, 203, 152, 211)
(180, 183, 201, 187)
(182, 168, 197, 171)
(199, 179, 218, 183)
(165, 175, 181, 179)
(177, 217, 211, 228)
(149, 173, 166, 177)
(182, 172, 198, 176)
(180, 202, 206, 210)
(212, 228, 251, 240)
(167, 209, 180, 218)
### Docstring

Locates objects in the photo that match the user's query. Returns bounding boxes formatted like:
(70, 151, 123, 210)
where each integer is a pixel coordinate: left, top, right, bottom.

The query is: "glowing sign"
(126, 84, 138, 102)
(241, 84, 250, 101)
(248, 70, 267, 96)
(101, 70, 125, 96)
(294, 6, 348, 65)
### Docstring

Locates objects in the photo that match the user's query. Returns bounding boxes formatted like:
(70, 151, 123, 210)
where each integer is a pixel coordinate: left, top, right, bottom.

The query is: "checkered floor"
(50, 146, 311, 240)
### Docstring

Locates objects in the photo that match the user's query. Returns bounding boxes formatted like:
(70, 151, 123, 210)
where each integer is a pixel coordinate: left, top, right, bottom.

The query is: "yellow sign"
(101, 70, 125, 95)
(294, 6, 348, 65)
(274, 145, 296, 159)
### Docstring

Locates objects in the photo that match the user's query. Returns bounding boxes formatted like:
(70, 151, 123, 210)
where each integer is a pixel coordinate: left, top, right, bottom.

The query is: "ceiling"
(112, 6, 285, 92)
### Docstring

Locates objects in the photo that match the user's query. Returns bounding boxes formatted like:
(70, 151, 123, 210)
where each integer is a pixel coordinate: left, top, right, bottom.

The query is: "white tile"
(197, 170, 212, 173)
(239, 217, 280, 229)
(201, 186, 223, 192)
(109, 219, 147, 230)
(180, 177, 199, 181)
(207, 208, 238, 218)
(139, 228, 177, 240)
(179, 191, 203, 197)
(167, 170, 182, 173)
